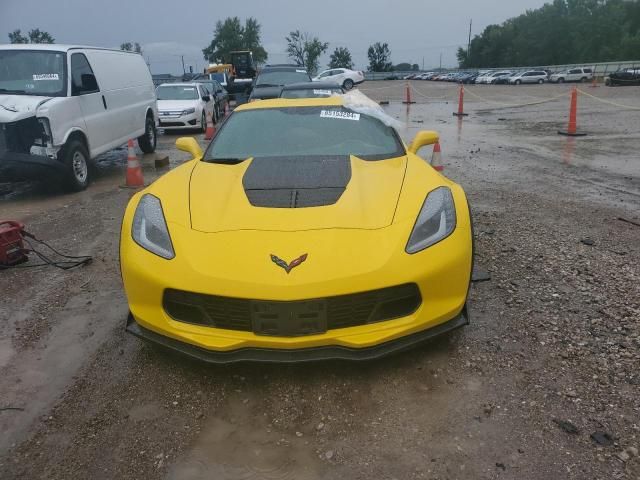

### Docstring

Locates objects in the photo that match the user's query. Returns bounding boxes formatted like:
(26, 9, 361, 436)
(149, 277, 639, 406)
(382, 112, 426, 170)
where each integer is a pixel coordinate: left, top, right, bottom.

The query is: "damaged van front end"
(0, 110, 65, 182)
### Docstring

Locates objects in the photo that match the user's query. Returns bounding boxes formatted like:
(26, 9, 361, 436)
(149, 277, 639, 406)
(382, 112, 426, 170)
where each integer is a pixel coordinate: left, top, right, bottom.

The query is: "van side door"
(70, 53, 109, 155)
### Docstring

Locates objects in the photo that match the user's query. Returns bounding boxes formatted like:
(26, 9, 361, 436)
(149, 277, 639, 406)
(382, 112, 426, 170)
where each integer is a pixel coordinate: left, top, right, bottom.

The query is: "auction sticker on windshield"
(320, 110, 360, 121)
(33, 74, 59, 81)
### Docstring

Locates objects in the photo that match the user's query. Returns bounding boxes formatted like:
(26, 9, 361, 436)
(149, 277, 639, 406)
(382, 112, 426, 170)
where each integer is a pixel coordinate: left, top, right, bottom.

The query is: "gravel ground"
(0, 81, 638, 480)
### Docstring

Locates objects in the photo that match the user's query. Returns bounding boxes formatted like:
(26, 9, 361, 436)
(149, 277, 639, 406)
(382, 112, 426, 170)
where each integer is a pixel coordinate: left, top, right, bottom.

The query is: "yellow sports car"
(120, 95, 473, 362)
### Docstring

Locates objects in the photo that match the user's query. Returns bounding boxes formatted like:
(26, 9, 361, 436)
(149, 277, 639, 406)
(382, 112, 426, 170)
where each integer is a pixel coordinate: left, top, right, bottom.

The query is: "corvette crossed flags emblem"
(270, 253, 308, 274)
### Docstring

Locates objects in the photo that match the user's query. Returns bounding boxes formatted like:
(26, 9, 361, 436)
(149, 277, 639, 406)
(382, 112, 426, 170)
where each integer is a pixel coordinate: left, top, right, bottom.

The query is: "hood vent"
(243, 155, 351, 208)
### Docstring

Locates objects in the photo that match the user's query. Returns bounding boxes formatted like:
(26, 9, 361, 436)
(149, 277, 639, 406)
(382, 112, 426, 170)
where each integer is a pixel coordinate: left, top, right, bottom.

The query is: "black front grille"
(163, 284, 421, 337)
(159, 121, 185, 127)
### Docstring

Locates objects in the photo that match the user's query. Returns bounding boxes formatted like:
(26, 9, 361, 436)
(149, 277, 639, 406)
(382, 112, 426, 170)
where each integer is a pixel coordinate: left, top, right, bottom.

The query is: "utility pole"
(181, 55, 186, 75)
(467, 19, 473, 66)
(439, 53, 442, 71)
(422, 56, 425, 71)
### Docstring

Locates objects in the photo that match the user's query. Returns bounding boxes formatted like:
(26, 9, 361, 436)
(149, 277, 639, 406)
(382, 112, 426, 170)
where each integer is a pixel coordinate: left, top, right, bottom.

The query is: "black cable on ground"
(0, 234, 92, 271)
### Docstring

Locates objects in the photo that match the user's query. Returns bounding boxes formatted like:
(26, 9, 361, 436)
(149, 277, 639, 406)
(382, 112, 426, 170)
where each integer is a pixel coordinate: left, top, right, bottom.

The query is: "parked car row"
(406, 67, 595, 85)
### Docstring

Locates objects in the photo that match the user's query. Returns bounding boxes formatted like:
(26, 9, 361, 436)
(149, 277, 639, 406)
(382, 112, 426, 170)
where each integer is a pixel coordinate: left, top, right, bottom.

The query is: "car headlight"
(132, 194, 175, 259)
(406, 187, 456, 254)
(182, 108, 196, 115)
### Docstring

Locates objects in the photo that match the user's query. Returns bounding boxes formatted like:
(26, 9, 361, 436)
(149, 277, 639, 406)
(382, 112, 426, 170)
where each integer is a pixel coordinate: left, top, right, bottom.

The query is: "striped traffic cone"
(125, 139, 144, 187)
(204, 110, 216, 140)
(431, 142, 444, 171)
(402, 81, 415, 104)
(224, 102, 230, 116)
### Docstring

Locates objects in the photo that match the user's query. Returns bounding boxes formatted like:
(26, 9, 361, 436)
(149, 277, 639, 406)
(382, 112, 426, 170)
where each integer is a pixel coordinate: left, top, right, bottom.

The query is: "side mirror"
(202, 95, 211, 102)
(175, 137, 203, 159)
(408, 131, 439, 154)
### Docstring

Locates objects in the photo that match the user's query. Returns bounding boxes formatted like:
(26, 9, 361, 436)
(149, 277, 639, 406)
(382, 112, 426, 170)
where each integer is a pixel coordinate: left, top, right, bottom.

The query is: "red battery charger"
(0, 221, 28, 266)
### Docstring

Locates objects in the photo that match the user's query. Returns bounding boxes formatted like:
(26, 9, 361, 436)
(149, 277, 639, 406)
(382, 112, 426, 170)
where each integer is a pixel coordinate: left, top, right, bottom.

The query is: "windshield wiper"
(0, 88, 27, 94)
(205, 157, 248, 165)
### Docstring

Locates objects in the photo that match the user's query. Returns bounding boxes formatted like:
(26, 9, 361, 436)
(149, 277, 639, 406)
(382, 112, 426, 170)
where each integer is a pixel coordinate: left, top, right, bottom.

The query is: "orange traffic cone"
(431, 142, 444, 171)
(589, 76, 599, 88)
(204, 110, 216, 140)
(402, 81, 415, 104)
(125, 139, 144, 187)
(558, 87, 587, 137)
(453, 84, 468, 117)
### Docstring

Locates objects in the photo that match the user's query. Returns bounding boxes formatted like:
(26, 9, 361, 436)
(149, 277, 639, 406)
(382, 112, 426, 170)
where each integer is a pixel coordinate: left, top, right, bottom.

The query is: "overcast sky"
(1, 0, 549, 74)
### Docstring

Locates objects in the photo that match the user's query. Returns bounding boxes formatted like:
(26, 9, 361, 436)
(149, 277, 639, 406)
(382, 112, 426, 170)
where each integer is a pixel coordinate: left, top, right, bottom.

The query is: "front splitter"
(125, 307, 469, 364)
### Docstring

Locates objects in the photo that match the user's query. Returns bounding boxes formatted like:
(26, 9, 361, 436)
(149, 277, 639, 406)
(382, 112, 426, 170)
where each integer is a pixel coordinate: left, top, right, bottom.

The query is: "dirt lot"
(1, 81, 639, 480)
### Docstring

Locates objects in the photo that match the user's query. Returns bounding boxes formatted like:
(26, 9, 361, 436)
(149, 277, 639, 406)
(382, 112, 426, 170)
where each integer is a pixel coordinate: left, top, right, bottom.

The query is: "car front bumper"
(158, 112, 199, 129)
(126, 306, 469, 363)
(121, 222, 472, 360)
(0, 150, 65, 182)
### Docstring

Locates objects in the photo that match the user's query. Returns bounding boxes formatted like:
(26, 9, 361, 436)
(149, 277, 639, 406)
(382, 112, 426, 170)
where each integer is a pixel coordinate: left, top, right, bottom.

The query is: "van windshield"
(157, 85, 199, 100)
(0, 50, 67, 97)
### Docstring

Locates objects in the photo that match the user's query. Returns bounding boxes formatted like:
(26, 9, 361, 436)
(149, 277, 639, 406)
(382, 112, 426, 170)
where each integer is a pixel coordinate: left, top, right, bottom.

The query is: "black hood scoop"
(243, 155, 351, 208)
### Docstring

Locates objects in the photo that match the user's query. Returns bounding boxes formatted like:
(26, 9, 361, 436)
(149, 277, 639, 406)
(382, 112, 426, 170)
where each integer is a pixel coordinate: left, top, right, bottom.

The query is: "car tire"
(538, 79, 544, 84)
(343, 79, 354, 90)
(200, 111, 206, 133)
(60, 139, 91, 192)
(137, 115, 157, 154)
(558, 77, 565, 83)
(580, 77, 587, 83)
(515, 79, 522, 85)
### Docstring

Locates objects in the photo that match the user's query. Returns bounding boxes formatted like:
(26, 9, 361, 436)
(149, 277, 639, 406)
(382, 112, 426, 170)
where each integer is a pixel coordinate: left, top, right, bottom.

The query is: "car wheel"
(61, 139, 91, 192)
(538, 79, 544, 84)
(515, 79, 521, 85)
(200, 111, 207, 133)
(580, 77, 587, 83)
(137, 115, 157, 153)
(343, 79, 354, 90)
(558, 77, 565, 83)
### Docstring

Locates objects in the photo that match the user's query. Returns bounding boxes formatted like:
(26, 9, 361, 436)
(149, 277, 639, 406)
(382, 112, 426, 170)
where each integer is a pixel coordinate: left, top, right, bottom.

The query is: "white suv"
(550, 68, 593, 83)
(509, 70, 548, 84)
(313, 68, 365, 90)
(0, 44, 158, 191)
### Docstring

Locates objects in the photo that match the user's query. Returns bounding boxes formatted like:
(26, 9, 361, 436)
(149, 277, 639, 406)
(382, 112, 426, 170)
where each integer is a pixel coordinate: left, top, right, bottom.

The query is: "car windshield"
(256, 71, 311, 87)
(156, 85, 198, 100)
(204, 106, 405, 161)
(281, 88, 342, 99)
(0, 49, 66, 97)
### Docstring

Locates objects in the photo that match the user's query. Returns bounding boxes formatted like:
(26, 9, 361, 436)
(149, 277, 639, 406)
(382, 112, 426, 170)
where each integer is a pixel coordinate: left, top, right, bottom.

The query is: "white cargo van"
(0, 44, 158, 190)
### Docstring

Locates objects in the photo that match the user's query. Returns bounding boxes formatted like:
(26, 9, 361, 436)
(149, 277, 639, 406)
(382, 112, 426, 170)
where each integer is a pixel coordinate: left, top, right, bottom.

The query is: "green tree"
(120, 42, 142, 53)
(202, 17, 267, 64)
(285, 30, 329, 75)
(367, 42, 392, 72)
(243, 17, 268, 64)
(394, 62, 412, 71)
(9, 28, 54, 44)
(457, 0, 640, 68)
(328, 47, 354, 69)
